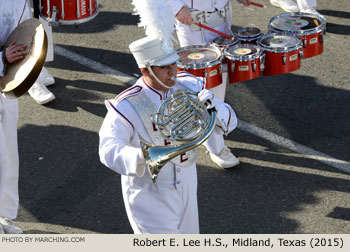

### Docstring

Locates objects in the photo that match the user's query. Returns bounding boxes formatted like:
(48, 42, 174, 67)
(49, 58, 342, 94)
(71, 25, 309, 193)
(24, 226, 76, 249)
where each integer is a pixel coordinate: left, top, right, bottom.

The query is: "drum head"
(236, 27, 261, 37)
(0, 18, 47, 98)
(177, 46, 221, 67)
(226, 45, 260, 56)
(259, 34, 300, 48)
(270, 13, 324, 32)
(225, 44, 261, 60)
(212, 36, 238, 46)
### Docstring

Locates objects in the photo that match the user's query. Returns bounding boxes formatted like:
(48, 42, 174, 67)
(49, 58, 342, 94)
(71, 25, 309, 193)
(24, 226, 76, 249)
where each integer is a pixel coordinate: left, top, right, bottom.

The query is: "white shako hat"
(129, 36, 180, 68)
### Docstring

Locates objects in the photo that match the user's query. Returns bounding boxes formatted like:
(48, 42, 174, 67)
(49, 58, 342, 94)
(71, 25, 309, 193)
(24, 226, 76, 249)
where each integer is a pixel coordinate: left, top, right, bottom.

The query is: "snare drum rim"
(176, 45, 223, 69)
(224, 44, 262, 61)
(257, 33, 302, 53)
(268, 12, 326, 36)
(234, 27, 263, 41)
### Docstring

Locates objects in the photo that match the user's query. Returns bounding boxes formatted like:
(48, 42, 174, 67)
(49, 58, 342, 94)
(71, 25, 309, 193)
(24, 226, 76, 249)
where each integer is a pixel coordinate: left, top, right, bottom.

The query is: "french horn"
(139, 89, 216, 183)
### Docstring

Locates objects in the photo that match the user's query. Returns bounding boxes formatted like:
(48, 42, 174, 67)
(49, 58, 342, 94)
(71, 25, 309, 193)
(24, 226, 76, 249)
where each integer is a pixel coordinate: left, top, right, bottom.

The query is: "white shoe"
(270, 0, 299, 12)
(0, 217, 23, 234)
(209, 145, 240, 168)
(38, 67, 55, 86)
(28, 82, 55, 104)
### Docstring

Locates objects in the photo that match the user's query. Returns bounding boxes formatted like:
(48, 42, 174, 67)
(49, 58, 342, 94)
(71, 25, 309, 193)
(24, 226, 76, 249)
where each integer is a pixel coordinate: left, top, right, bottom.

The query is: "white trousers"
(121, 167, 199, 234)
(0, 95, 19, 219)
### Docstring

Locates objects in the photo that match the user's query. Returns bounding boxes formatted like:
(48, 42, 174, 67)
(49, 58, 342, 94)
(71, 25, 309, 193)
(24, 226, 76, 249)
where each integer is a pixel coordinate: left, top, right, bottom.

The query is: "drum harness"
(189, 2, 231, 44)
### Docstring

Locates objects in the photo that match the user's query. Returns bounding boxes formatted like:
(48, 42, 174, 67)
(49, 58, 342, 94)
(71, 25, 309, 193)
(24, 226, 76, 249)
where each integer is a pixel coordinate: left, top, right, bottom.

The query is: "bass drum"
(257, 33, 303, 76)
(176, 45, 223, 89)
(268, 12, 326, 59)
(40, 0, 99, 25)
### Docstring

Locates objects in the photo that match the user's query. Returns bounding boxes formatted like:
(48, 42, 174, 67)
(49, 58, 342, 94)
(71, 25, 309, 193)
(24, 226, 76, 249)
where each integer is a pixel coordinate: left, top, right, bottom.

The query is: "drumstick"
(194, 22, 233, 39)
(250, 1, 266, 8)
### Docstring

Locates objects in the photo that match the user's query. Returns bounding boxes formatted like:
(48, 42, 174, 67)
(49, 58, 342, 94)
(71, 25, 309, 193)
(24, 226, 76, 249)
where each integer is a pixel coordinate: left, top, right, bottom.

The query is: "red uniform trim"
(115, 85, 142, 103)
(142, 77, 163, 100)
(107, 100, 135, 131)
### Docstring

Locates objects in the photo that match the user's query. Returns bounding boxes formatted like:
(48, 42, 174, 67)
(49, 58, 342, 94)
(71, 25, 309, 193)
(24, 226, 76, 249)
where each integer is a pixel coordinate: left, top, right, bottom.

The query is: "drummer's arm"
(168, 0, 193, 25)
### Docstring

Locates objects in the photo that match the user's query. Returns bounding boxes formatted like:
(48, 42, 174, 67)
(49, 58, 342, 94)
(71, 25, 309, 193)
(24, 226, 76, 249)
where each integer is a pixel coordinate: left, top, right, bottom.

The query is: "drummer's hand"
(237, 0, 251, 6)
(5, 41, 27, 64)
(176, 6, 193, 25)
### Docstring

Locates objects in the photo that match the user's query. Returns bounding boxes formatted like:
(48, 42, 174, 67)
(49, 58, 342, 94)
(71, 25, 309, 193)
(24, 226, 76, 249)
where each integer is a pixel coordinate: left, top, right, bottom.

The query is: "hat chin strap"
(147, 66, 173, 89)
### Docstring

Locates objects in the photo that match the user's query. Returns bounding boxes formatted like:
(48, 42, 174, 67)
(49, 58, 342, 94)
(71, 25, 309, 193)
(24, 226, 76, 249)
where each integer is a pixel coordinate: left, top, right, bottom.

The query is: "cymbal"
(0, 18, 47, 98)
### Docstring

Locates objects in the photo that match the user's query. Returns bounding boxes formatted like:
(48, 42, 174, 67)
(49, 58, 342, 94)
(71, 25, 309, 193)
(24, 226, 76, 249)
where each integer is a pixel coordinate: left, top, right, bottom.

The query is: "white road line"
(55, 45, 350, 174)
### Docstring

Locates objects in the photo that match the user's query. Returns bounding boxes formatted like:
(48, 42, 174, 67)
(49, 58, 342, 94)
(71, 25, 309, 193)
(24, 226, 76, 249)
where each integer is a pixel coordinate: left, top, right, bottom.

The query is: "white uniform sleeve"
(167, 0, 186, 16)
(99, 103, 146, 177)
(0, 51, 5, 77)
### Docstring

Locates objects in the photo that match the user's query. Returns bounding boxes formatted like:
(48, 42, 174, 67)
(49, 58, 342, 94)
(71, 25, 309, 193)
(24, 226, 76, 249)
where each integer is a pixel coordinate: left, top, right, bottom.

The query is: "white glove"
(198, 89, 218, 109)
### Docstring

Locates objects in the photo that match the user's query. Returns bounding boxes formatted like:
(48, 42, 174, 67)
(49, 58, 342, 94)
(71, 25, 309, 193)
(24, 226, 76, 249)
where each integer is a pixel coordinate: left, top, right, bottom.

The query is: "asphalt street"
(13, 0, 350, 234)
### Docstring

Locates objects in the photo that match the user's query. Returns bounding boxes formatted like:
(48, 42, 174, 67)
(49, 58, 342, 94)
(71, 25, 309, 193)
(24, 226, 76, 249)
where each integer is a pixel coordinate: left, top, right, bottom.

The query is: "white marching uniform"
(297, 0, 316, 10)
(0, 0, 32, 219)
(99, 73, 237, 233)
(169, 0, 235, 155)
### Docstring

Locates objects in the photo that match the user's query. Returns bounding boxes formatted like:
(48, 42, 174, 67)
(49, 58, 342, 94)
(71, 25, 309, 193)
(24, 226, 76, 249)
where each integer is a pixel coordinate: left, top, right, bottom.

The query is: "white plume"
(131, 0, 177, 47)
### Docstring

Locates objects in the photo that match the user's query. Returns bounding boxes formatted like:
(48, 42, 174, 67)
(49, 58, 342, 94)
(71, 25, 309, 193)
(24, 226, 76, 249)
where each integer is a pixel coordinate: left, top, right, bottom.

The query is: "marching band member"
(98, 36, 238, 233)
(0, 0, 33, 234)
(168, 0, 251, 169)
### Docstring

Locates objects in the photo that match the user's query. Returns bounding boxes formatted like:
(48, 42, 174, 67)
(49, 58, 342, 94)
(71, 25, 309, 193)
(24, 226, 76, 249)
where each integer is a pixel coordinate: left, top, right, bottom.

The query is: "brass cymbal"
(0, 18, 47, 98)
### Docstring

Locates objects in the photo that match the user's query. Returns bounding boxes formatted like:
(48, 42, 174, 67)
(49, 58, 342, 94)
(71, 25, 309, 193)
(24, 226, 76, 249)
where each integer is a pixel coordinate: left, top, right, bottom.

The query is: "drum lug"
(282, 54, 287, 65)
(260, 53, 265, 71)
(319, 32, 324, 44)
(48, 6, 59, 26)
(303, 36, 307, 48)
(252, 61, 256, 72)
(61, 0, 65, 19)
(231, 62, 235, 73)
(219, 64, 223, 75)
(76, 0, 81, 18)
(204, 69, 207, 80)
(299, 48, 304, 59)
(89, 0, 93, 14)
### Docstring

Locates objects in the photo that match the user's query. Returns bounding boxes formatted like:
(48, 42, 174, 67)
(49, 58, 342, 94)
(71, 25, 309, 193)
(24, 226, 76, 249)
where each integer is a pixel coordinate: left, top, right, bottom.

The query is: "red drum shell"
(225, 44, 263, 83)
(176, 45, 223, 89)
(258, 33, 303, 76)
(262, 50, 301, 76)
(268, 12, 326, 59)
(40, 0, 99, 25)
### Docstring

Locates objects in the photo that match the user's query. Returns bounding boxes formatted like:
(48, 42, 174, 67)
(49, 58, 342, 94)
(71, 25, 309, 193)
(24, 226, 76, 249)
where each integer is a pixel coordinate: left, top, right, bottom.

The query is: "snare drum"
(268, 12, 326, 59)
(235, 27, 263, 44)
(176, 45, 223, 89)
(257, 33, 303, 76)
(40, 0, 99, 25)
(224, 44, 264, 83)
(211, 36, 239, 63)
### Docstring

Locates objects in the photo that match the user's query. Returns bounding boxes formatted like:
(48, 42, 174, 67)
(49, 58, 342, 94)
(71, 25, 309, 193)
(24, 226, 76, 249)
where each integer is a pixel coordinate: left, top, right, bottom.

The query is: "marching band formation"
(0, 0, 326, 234)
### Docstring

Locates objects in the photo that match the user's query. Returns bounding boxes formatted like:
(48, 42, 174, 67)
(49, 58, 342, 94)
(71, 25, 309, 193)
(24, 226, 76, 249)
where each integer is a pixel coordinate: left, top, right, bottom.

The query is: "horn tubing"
(140, 108, 217, 183)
